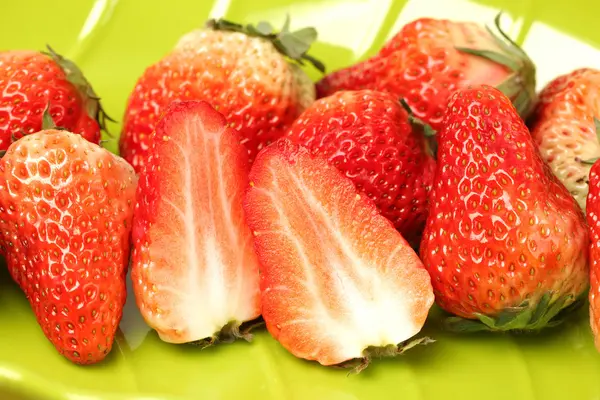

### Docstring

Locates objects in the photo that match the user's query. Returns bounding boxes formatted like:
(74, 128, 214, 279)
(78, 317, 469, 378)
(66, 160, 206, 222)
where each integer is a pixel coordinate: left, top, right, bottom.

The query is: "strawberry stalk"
(443, 292, 586, 333)
(205, 16, 326, 73)
(42, 45, 115, 136)
(190, 318, 264, 349)
(455, 13, 536, 119)
(337, 337, 435, 374)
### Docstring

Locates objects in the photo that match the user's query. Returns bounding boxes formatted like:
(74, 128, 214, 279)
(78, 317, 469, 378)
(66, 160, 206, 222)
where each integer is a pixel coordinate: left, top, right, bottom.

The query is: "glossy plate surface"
(1, 0, 600, 399)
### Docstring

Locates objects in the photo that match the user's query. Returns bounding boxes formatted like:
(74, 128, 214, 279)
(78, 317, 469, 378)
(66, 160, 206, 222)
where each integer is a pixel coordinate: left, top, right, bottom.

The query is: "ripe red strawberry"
(0, 47, 109, 149)
(420, 85, 589, 332)
(286, 90, 435, 246)
(131, 100, 261, 344)
(529, 68, 600, 211)
(586, 160, 600, 351)
(243, 138, 434, 370)
(120, 18, 323, 173)
(0, 130, 137, 364)
(316, 15, 536, 130)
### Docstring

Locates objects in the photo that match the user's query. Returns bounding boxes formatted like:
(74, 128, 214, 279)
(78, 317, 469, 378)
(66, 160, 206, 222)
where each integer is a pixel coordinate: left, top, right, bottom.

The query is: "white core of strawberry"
(136, 111, 260, 344)
(290, 194, 420, 359)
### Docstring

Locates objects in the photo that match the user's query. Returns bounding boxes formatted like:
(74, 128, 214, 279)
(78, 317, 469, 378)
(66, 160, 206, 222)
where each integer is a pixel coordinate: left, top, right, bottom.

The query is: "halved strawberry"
(243, 139, 434, 370)
(131, 101, 261, 344)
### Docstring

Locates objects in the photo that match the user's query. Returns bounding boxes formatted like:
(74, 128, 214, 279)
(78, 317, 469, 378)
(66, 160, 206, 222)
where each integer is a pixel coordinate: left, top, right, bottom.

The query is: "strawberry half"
(131, 100, 261, 344)
(243, 138, 434, 371)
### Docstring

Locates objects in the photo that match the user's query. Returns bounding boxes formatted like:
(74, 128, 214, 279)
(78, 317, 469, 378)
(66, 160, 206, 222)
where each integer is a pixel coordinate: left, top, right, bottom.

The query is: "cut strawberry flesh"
(244, 139, 434, 366)
(131, 101, 260, 344)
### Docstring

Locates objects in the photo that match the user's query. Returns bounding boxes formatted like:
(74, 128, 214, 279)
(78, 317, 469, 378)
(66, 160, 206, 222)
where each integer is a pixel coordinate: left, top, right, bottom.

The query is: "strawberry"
(420, 85, 589, 332)
(0, 130, 137, 364)
(0, 47, 109, 149)
(316, 15, 536, 130)
(529, 68, 600, 211)
(120, 17, 323, 173)
(286, 89, 435, 246)
(130, 100, 261, 344)
(243, 138, 434, 370)
(586, 159, 600, 351)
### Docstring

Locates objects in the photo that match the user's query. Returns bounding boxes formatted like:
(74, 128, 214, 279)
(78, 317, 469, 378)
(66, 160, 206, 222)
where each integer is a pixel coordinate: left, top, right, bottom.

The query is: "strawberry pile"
(1, 12, 600, 369)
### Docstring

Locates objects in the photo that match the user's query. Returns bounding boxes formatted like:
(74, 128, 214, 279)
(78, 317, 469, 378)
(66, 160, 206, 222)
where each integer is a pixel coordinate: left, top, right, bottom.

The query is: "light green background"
(1, 0, 599, 399)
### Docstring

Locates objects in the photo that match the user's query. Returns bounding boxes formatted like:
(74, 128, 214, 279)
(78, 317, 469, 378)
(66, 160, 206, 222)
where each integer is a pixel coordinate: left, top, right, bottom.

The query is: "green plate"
(1, 0, 600, 399)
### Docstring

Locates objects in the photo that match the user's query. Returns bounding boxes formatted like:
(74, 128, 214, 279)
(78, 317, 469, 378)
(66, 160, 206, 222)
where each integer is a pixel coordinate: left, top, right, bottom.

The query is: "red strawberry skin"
(120, 27, 315, 173)
(0, 50, 104, 149)
(586, 160, 600, 351)
(286, 90, 435, 245)
(244, 138, 434, 367)
(131, 101, 260, 344)
(0, 130, 137, 364)
(420, 85, 588, 330)
(316, 18, 535, 130)
(529, 68, 600, 211)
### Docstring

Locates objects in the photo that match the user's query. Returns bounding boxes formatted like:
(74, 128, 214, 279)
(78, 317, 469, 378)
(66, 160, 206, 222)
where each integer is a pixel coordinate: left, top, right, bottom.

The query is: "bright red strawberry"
(0, 130, 137, 364)
(131, 100, 260, 344)
(120, 18, 322, 173)
(529, 68, 600, 211)
(316, 16, 536, 130)
(243, 138, 434, 370)
(286, 90, 435, 246)
(0, 47, 108, 149)
(420, 85, 589, 332)
(586, 160, 600, 351)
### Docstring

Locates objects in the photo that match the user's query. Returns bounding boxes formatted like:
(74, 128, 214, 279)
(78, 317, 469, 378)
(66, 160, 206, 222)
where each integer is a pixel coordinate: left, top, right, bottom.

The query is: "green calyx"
(42, 45, 115, 136)
(189, 318, 264, 349)
(40, 103, 69, 131)
(0, 104, 63, 159)
(444, 292, 585, 333)
(456, 12, 537, 120)
(205, 16, 325, 73)
(399, 99, 438, 158)
(337, 336, 435, 374)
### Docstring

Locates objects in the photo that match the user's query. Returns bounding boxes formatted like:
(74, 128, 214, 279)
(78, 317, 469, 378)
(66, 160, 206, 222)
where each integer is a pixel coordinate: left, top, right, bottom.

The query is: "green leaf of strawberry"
(206, 17, 325, 73)
(42, 45, 115, 137)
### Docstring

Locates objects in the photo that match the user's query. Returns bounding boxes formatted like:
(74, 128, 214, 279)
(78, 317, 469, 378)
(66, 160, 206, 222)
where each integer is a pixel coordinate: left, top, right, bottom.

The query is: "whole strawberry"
(0, 47, 108, 149)
(529, 68, 600, 211)
(316, 15, 536, 130)
(286, 90, 435, 245)
(120, 17, 322, 172)
(0, 130, 137, 364)
(586, 159, 600, 351)
(420, 85, 589, 332)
